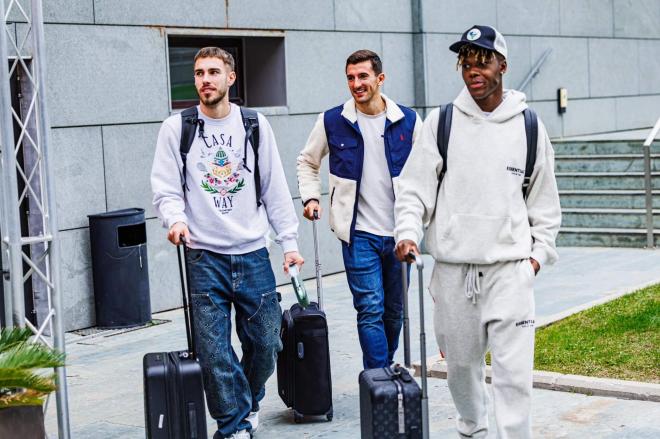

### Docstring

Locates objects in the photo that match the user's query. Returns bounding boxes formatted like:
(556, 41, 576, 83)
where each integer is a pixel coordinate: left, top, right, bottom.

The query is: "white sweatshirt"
(394, 88, 561, 267)
(151, 104, 299, 255)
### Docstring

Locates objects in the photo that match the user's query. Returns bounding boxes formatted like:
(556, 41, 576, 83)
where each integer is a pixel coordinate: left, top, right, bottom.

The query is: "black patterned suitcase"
(359, 254, 430, 438)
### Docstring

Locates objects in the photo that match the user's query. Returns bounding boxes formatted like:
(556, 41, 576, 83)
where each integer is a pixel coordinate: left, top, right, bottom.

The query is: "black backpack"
(436, 103, 538, 199)
(179, 106, 262, 206)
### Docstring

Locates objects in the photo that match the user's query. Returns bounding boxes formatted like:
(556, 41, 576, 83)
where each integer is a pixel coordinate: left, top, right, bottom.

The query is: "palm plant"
(0, 327, 65, 407)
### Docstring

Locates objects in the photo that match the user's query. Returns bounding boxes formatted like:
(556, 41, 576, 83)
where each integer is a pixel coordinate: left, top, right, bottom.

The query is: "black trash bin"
(88, 208, 151, 329)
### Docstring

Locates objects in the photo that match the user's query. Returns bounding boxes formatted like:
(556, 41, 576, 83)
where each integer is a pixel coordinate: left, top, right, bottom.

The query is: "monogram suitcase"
(359, 254, 430, 438)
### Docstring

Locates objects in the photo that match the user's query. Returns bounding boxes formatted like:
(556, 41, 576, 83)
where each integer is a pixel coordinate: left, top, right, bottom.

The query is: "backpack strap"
(436, 103, 453, 185)
(240, 107, 262, 207)
(522, 108, 538, 200)
(179, 106, 204, 192)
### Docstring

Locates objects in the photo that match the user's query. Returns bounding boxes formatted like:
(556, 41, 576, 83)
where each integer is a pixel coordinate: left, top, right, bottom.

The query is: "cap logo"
(467, 28, 481, 41)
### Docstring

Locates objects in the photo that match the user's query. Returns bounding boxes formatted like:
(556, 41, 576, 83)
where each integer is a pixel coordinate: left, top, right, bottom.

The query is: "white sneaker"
(227, 430, 250, 439)
(246, 411, 259, 433)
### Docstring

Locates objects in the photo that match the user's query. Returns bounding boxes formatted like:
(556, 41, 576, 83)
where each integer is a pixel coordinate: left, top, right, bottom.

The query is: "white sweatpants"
(431, 259, 536, 439)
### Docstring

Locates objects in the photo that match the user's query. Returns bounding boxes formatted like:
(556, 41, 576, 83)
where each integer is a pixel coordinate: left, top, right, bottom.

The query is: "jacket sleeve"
(151, 119, 188, 229)
(296, 113, 329, 204)
(526, 120, 562, 267)
(394, 108, 443, 245)
(257, 114, 300, 254)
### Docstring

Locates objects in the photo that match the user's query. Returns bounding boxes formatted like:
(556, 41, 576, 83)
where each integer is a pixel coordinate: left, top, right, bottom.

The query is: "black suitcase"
(359, 254, 430, 438)
(277, 212, 333, 422)
(143, 242, 208, 439)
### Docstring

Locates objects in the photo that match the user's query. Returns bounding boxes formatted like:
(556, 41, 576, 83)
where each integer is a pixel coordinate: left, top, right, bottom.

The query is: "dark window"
(168, 36, 244, 108)
(168, 35, 286, 109)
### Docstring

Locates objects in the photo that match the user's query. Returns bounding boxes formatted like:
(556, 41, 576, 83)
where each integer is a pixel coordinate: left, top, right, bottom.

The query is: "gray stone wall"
(30, 0, 659, 330)
(419, 0, 660, 136)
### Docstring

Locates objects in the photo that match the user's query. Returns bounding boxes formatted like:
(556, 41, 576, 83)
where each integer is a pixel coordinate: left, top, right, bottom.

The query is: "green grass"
(534, 284, 659, 383)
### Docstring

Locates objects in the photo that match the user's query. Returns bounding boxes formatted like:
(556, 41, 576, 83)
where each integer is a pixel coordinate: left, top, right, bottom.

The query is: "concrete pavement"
(44, 247, 660, 438)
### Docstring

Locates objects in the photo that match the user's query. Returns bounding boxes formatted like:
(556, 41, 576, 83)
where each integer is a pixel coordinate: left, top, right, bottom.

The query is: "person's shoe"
(226, 430, 251, 439)
(246, 411, 259, 433)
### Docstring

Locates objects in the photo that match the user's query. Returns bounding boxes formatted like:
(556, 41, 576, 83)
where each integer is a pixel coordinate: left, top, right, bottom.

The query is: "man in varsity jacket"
(395, 26, 561, 439)
(151, 47, 303, 439)
(297, 49, 422, 369)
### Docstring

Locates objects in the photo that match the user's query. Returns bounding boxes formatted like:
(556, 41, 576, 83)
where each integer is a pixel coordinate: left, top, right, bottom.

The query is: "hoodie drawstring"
(465, 264, 481, 304)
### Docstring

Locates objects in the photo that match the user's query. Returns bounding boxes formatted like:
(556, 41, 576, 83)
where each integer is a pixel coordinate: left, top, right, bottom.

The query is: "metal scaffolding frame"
(0, 0, 70, 437)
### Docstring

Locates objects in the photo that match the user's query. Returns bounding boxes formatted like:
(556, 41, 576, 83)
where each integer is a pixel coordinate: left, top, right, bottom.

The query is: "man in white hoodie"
(151, 47, 303, 439)
(395, 26, 561, 438)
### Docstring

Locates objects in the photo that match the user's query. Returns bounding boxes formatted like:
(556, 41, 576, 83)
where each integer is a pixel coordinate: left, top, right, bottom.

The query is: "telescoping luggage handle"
(312, 210, 323, 310)
(401, 252, 429, 439)
(177, 237, 197, 360)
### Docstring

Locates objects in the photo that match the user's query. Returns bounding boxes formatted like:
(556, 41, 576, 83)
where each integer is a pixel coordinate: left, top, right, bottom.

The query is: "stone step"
(553, 140, 660, 156)
(558, 227, 660, 248)
(559, 190, 660, 209)
(554, 154, 660, 173)
(561, 208, 660, 229)
(556, 172, 660, 190)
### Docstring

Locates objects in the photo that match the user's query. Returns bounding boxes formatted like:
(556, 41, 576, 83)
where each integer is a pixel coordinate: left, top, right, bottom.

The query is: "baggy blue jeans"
(186, 247, 282, 438)
(341, 231, 407, 369)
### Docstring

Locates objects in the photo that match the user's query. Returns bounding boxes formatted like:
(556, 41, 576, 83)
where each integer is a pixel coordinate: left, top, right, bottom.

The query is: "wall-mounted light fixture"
(557, 88, 567, 114)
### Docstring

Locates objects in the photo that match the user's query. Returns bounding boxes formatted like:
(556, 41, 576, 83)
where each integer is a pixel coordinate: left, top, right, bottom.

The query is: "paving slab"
(44, 247, 660, 438)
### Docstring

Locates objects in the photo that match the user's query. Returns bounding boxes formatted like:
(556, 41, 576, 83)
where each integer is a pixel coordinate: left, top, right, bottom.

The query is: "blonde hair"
(456, 44, 503, 70)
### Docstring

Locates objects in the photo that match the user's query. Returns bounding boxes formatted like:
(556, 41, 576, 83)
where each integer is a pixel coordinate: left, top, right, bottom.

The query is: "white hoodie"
(394, 88, 561, 267)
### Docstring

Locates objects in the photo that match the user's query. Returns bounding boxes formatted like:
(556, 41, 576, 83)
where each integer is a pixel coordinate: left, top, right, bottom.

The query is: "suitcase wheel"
(293, 411, 303, 424)
(326, 413, 333, 422)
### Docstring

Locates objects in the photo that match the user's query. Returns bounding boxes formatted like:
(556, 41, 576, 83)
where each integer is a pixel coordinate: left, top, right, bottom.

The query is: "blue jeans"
(342, 231, 407, 369)
(186, 247, 282, 438)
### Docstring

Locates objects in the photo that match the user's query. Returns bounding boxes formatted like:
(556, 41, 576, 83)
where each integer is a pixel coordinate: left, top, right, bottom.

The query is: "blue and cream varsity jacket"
(297, 95, 422, 243)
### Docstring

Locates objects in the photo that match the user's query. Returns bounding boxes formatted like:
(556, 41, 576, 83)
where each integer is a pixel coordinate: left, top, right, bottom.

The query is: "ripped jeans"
(186, 247, 282, 437)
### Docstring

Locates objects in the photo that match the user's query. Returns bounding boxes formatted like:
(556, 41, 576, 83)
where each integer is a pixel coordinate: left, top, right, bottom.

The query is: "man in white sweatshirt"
(151, 47, 303, 439)
(395, 26, 561, 438)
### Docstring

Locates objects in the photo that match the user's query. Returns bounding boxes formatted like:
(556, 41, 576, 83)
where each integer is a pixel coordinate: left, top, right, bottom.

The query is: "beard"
(199, 88, 227, 107)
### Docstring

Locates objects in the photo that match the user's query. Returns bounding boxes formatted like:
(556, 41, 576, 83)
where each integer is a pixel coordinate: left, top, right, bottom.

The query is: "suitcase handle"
(312, 210, 323, 310)
(402, 264, 411, 368)
(177, 238, 197, 360)
(401, 252, 429, 439)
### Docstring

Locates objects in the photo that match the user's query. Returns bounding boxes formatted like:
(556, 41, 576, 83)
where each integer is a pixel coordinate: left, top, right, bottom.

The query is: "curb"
(413, 356, 660, 402)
